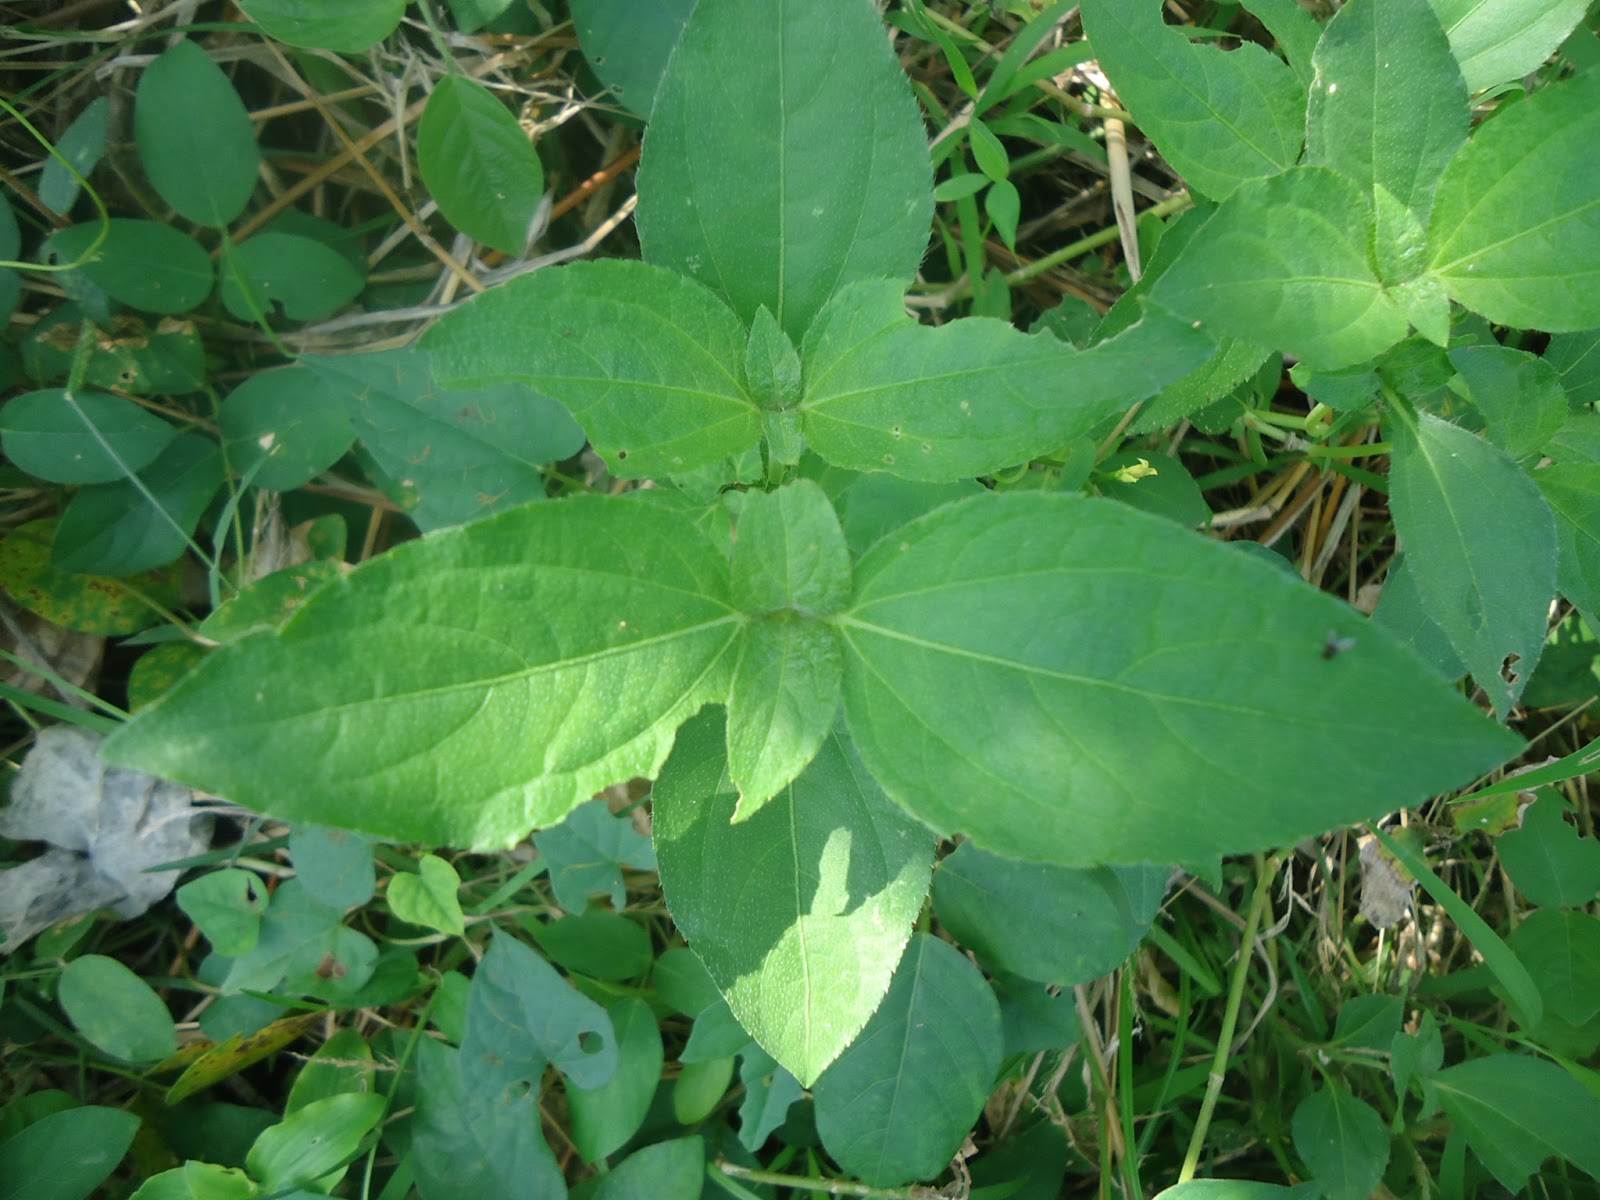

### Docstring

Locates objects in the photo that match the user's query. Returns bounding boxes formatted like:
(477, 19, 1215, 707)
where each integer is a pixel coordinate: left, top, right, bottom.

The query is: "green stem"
(1007, 192, 1191, 286)
(710, 1161, 938, 1199)
(1178, 849, 1284, 1183)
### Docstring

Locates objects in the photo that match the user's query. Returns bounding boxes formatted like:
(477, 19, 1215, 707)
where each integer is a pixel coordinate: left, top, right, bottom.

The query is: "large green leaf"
(933, 844, 1164, 986)
(463, 933, 617, 1090)
(52, 433, 223, 576)
(411, 1037, 564, 1200)
(1429, 72, 1600, 332)
(799, 280, 1211, 481)
(134, 41, 260, 227)
(0, 1107, 140, 1200)
(219, 233, 365, 322)
(239, 0, 406, 52)
(1385, 408, 1557, 718)
(418, 75, 545, 256)
(58, 955, 178, 1065)
(1427, 0, 1593, 92)
(1433, 1055, 1600, 1192)
(1290, 1083, 1389, 1200)
(1151, 167, 1410, 370)
(726, 482, 851, 808)
(423, 260, 758, 479)
(104, 495, 742, 849)
(305, 349, 584, 530)
(1507, 909, 1600, 1028)
(634, 0, 932, 341)
(1497, 793, 1600, 909)
(653, 711, 934, 1086)
(1451, 345, 1566, 463)
(0, 388, 176, 485)
(811, 933, 1002, 1186)
(571, 0, 694, 116)
(1079, 0, 1304, 201)
(836, 493, 1519, 866)
(567, 997, 664, 1163)
(44, 220, 214, 315)
(1306, 0, 1466, 223)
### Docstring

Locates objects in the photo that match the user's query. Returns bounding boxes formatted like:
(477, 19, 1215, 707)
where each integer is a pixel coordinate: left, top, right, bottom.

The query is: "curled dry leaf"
(0, 725, 211, 953)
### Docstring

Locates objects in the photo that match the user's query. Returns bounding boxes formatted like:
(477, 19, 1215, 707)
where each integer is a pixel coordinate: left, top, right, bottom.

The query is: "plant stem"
(1007, 192, 1191, 285)
(1178, 850, 1284, 1183)
(711, 1161, 939, 1199)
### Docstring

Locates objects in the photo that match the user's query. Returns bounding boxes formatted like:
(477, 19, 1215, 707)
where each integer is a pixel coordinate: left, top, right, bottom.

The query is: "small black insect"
(1323, 630, 1357, 660)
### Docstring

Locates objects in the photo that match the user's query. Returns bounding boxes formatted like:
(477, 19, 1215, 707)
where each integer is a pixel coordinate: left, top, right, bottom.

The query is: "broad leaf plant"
(106, 0, 1600, 1100)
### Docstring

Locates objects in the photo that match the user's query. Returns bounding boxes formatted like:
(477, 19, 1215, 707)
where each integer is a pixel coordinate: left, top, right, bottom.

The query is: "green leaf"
(1079, 0, 1304, 201)
(411, 1038, 564, 1200)
(1428, 72, 1600, 332)
(1154, 1182, 1319, 1200)
(0, 388, 177, 484)
(1545, 329, 1600, 409)
(933, 844, 1162, 986)
(176, 869, 268, 957)
(285, 1027, 375, 1115)
(1290, 1083, 1390, 1200)
(0, 1107, 139, 1200)
(726, 614, 843, 817)
(1428, 0, 1593, 92)
(463, 932, 617, 1089)
(635, 0, 933, 341)
(736, 1045, 804, 1151)
(1450, 345, 1566, 463)
(1385, 408, 1557, 717)
(0, 520, 178, 636)
(52, 433, 223, 576)
(799, 280, 1210, 480)
(724, 482, 851, 808)
(812, 933, 1002, 1187)
(1306, 0, 1466, 223)
(730, 479, 851, 615)
(220, 233, 365, 322)
(239, 0, 405, 52)
(424, 260, 758, 480)
(1152, 167, 1410, 370)
(245, 1092, 385, 1193)
(134, 41, 260, 227)
(673, 1056, 734, 1123)
(220, 880, 377, 1000)
(571, 0, 694, 116)
(194, 565, 339, 646)
(106, 495, 739, 849)
(592, 1137, 704, 1200)
(837, 493, 1519, 865)
(45, 221, 213, 315)
(289, 823, 376, 910)
(305, 349, 582, 530)
(743, 306, 802, 413)
(58, 954, 178, 1064)
(1509, 909, 1600, 1027)
(387, 854, 466, 937)
(567, 996, 663, 1163)
(1497, 794, 1600, 908)
(1433, 1055, 1600, 1192)
(653, 710, 935, 1086)
(532, 798, 656, 914)
(533, 910, 653, 980)
(219, 366, 355, 491)
(39, 97, 109, 217)
(417, 75, 545, 255)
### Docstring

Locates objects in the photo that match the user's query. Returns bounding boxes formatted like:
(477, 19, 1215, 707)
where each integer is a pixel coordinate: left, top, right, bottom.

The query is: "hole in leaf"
(578, 1030, 605, 1055)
